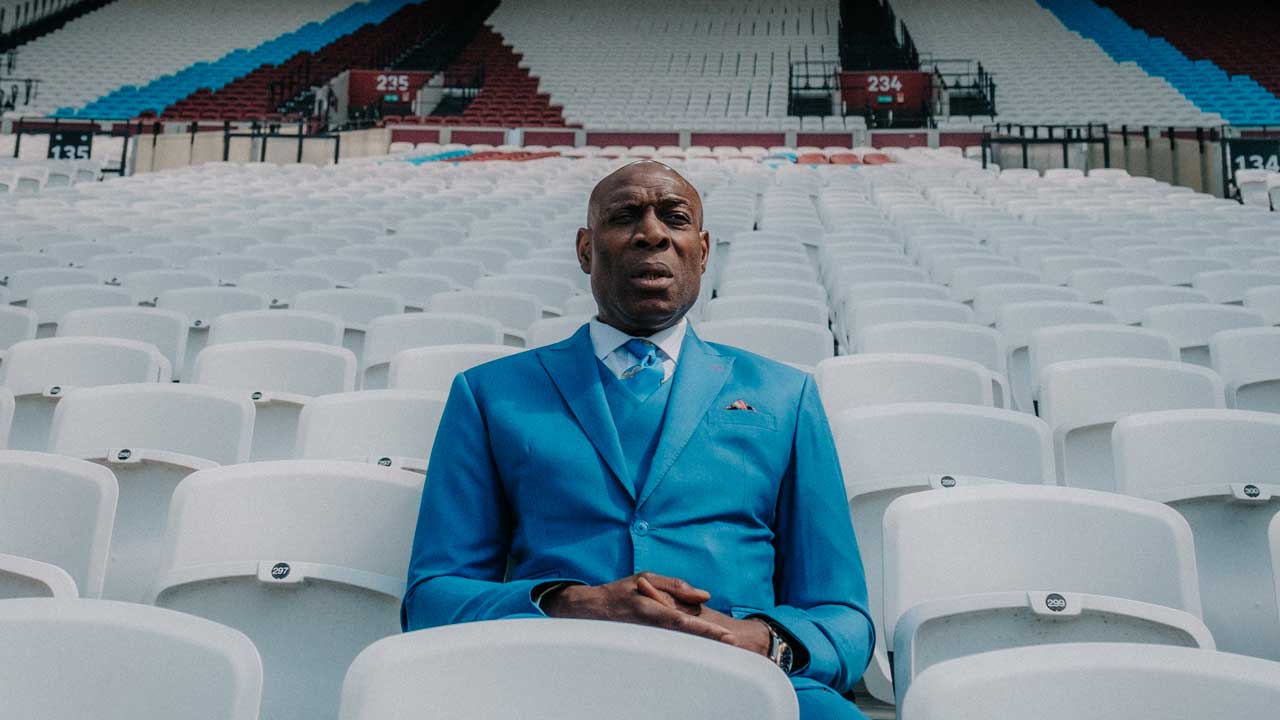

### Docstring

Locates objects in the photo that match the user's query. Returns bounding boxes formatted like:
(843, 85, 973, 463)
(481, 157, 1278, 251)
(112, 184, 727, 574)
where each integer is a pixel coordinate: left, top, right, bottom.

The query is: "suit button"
(631, 520, 649, 536)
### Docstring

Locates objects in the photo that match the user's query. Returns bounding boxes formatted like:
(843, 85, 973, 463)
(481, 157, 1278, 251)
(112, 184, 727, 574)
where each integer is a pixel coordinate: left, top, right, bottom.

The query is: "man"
(403, 161, 874, 719)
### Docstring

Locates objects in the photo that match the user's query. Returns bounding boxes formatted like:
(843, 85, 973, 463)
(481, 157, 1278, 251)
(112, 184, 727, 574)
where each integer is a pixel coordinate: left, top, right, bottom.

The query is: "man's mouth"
(630, 264, 675, 289)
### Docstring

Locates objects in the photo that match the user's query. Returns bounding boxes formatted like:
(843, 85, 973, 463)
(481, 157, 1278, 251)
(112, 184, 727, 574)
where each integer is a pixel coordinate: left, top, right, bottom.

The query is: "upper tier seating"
(163, 0, 469, 123)
(1043, 0, 1280, 126)
(489, 0, 848, 131)
(891, 0, 1219, 126)
(6, 0, 367, 119)
(1099, 0, 1280, 102)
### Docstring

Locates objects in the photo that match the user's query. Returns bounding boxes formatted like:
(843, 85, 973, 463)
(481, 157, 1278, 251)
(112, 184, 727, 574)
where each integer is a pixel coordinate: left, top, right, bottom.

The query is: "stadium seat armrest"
(148, 560, 403, 605)
(891, 591, 1216, 705)
(0, 553, 80, 598)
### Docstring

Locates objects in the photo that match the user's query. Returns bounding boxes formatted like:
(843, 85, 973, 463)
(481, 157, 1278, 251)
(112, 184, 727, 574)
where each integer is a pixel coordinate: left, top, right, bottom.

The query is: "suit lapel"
(637, 328, 733, 509)
(537, 326, 635, 501)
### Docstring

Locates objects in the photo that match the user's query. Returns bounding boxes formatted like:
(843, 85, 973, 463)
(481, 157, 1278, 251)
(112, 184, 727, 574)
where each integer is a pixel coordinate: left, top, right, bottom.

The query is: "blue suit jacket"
(403, 325, 874, 694)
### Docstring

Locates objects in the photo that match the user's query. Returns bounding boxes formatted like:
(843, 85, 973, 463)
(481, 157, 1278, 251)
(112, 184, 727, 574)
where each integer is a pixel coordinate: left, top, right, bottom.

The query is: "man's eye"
(666, 213, 690, 225)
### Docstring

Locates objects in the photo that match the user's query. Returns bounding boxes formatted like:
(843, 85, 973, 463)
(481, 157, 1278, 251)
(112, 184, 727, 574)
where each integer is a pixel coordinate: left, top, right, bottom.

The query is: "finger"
(636, 576, 700, 615)
(639, 573, 712, 605)
(635, 576, 676, 608)
(634, 599, 735, 643)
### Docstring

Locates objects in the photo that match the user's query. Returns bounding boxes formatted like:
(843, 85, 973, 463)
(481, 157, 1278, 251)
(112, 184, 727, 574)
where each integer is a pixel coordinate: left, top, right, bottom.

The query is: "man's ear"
(576, 227, 592, 274)
(698, 230, 711, 274)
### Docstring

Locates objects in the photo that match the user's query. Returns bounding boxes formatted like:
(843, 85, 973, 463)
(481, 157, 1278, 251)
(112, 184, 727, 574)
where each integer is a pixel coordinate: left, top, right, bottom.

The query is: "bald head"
(576, 160, 710, 336)
(587, 161, 704, 231)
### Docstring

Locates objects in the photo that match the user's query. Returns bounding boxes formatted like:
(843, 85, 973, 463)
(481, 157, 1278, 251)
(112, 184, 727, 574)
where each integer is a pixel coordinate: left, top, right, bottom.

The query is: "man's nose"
(631, 207, 671, 249)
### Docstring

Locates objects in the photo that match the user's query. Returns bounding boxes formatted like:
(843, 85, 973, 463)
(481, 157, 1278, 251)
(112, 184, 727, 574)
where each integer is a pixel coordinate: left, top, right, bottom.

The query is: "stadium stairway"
(401, 26, 567, 129)
(1039, 0, 1280, 126)
(162, 0, 483, 122)
(59, 0, 422, 120)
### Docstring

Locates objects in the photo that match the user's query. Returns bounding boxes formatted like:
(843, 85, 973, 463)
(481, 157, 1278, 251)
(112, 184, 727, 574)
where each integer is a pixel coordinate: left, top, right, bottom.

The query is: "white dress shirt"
(589, 316, 687, 383)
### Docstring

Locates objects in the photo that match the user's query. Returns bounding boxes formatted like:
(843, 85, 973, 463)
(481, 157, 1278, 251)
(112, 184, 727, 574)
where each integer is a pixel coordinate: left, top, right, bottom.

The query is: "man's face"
(577, 162, 710, 336)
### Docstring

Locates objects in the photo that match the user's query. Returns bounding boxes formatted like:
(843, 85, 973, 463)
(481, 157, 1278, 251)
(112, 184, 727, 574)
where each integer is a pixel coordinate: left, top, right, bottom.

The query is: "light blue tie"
(621, 339, 665, 401)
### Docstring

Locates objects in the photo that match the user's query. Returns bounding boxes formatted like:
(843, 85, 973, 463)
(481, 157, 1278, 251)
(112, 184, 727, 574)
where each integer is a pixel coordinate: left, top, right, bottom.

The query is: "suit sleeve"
(744, 374, 875, 693)
(401, 372, 554, 631)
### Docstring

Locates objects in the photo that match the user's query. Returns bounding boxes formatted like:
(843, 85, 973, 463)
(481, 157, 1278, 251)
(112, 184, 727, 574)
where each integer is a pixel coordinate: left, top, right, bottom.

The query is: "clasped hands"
(540, 572, 773, 657)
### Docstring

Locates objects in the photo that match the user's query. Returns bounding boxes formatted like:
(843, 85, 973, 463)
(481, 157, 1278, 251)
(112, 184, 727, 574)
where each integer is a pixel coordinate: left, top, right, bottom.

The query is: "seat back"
(387, 344, 522, 394)
(0, 451, 117, 598)
(1028, 324, 1178, 400)
(49, 384, 254, 600)
(830, 403, 1054, 705)
(0, 599, 262, 720)
(1040, 359, 1225, 491)
(899, 644, 1280, 720)
(3, 338, 171, 451)
(58, 307, 189, 381)
(695, 318, 834, 370)
(997, 301, 1120, 412)
(338, 619, 798, 720)
(1113, 409, 1280, 660)
(209, 309, 344, 347)
(884, 485, 1205, 702)
(1142, 303, 1268, 366)
(1210, 327, 1280, 411)
(154, 460, 423, 720)
(972, 284, 1082, 325)
(28, 284, 134, 334)
(295, 390, 448, 472)
(363, 313, 504, 389)
(428, 290, 542, 345)
(1102, 285, 1212, 324)
(816, 354, 993, 415)
(525, 316, 593, 349)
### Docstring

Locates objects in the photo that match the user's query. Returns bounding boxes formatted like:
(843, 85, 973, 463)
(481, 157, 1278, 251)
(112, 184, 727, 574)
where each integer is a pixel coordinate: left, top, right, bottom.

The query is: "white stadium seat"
(388, 345, 523, 394)
(997, 301, 1120, 412)
(1028, 324, 1178, 403)
(151, 460, 424, 720)
(1039, 359, 1225, 491)
(1210, 327, 1280, 412)
(1113, 409, 1280, 660)
(0, 451, 117, 598)
(0, 599, 262, 720)
(192, 341, 358, 461)
(899, 644, 1280, 720)
(28, 284, 135, 337)
(694, 318, 834, 371)
(1102, 285, 1212, 324)
(1141, 303, 1268, 366)
(156, 287, 271, 380)
(830, 403, 1055, 704)
(238, 270, 335, 308)
(295, 390, 448, 473)
(339, 619, 797, 720)
(816, 354, 994, 415)
(362, 313, 505, 389)
(292, 288, 406, 368)
(428, 290, 542, 347)
(48, 384, 254, 601)
(57, 307, 189, 381)
(883, 485, 1211, 705)
(855, 321, 1009, 408)
(3, 337, 171, 452)
(525, 315, 593, 348)
(208, 309, 344, 347)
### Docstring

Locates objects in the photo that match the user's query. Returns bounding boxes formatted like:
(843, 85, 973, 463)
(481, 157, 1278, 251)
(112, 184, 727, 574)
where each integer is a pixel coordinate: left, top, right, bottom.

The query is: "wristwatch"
(762, 620, 794, 674)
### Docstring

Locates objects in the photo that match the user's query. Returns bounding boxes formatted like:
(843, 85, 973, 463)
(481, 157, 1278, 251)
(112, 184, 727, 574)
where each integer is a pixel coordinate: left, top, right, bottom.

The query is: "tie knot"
(624, 339, 660, 365)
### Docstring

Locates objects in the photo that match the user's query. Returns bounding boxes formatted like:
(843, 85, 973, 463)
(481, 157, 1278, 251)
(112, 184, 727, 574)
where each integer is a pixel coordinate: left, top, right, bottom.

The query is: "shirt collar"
(589, 316, 688, 364)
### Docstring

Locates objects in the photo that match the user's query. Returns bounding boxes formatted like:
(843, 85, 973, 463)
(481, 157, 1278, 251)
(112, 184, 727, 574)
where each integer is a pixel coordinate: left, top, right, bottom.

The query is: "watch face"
(778, 644, 794, 674)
